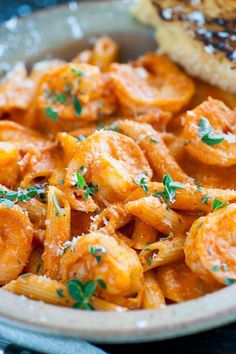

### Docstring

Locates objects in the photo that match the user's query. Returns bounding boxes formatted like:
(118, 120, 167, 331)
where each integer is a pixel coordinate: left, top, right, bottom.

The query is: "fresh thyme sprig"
(66, 278, 106, 310)
(153, 174, 183, 203)
(0, 184, 47, 207)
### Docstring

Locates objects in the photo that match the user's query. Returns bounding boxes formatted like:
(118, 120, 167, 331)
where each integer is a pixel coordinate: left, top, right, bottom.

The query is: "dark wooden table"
(1, 1, 236, 353)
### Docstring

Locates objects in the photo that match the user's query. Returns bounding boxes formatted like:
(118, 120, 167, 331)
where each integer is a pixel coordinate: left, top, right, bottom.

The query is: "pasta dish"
(0, 36, 236, 312)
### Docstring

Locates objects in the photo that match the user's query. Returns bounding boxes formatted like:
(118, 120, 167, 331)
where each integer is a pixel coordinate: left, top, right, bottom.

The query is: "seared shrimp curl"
(185, 204, 236, 286)
(0, 204, 33, 285)
(60, 232, 143, 296)
(65, 130, 152, 203)
(183, 98, 236, 167)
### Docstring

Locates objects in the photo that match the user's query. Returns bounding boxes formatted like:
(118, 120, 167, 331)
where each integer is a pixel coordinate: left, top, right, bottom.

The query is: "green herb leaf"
(20, 273, 33, 278)
(201, 195, 209, 204)
(199, 118, 224, 146)
(74, 168, 97, 200)
(89, 246, 106, 264)
(83, 281, 97, 297)
(77, 134, 86, 142)
(75, 172, 86, 189)
(105, 124, 119, 133)
(55, 93, 67, 104)
(56, 289, 65, 298)
(67, 280, 84, 302)
(153, 174, 183, 203)
(210, 264, 220, 272)
(146, 256, 152, 265)
(133, 174, 148, 194)
(97, 279, 107, 289)
(212, 199, 228, 211)
(70, 68, 84, 77)
(52, 192, 63, 216)
(74, 96, 82, 116)
(0, 198, 15, 207)
(84, 183, 98, 200)
(150, 137, 159, 143)
(224, 278, 235, 286)
(0, 184, 47, 207)
(45, 107, 58, 121)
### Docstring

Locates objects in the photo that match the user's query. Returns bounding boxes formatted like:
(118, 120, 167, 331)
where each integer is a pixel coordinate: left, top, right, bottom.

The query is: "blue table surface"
(1, 1, 236, 353)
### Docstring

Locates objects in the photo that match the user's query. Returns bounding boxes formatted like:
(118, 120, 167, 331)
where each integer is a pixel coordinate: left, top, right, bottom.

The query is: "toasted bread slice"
(132, 0, 236, 94)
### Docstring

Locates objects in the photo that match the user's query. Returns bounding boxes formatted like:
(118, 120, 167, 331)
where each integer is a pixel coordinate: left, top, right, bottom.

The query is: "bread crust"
(132, 0, 236, 93)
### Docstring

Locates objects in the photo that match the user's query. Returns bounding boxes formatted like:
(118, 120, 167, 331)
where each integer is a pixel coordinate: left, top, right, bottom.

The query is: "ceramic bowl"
(0, 0, 236, 343)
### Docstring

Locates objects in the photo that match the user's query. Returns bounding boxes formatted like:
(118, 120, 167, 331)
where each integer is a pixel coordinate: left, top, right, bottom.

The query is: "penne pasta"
(125, 196, 185, 235)
(132, 218, 157, 250)
(142, 271, 166, 309)
(0, 36, 235, 311)
(43, 186, 71, 280)
(139, 233, 185, 271)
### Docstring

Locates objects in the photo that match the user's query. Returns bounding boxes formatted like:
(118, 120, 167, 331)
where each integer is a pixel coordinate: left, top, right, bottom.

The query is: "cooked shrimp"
(110, 53, 195, 113)
(65, 130, 152, 203)
(190, 204, 236, 285)
(0, 204, 33, 285)
(36, 63, 116, 124)
(183, 98, 236, 167)
(0, 142, 20, 187)
(0, 63, 34, 116)
(60, 232, 143, 296)
(184, 217, 218, 286)
(0, 120, 54, 154)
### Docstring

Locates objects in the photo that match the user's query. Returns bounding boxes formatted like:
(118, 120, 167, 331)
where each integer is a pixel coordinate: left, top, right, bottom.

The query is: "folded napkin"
(0, 322, 106, 354)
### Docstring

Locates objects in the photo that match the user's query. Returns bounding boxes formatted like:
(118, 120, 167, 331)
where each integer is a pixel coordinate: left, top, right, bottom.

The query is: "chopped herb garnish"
(144, 247, 151, 252)
(150, 137, 159, 143)
(67, 278, 106, 310)
(146, 256, 153, 266)
(222, 263, 228, 272)
(199, 118, 224, 146)
(0, 184, 46, 207)
(84, 183, 98, 200)
(77, 134, 86, 142)
(89, 246, 107, 264)
(70, 67, 84, 77)
(105, 124, 119, 133)
(153, 174, 183, 203)
(20, 273, 33, 278)
(212, 199, 228, 211)
(45, 107, 58, 121)
(210, 264, 220, 272)
(224, 278, 235, 286)
(74, 96, 82, 116)
(52, 192, 64, 217)
(75, 172, 86, 189)
(0, 199, 15, 208)
(133, 174, 148, 194)
(97, 279, 107, 289)
(201, 195, 209, 204)
(195, 182, 202, 192)
(56, 289, 65, 298)
(54, 93, 67, 104)
(74, 169, 98, 200)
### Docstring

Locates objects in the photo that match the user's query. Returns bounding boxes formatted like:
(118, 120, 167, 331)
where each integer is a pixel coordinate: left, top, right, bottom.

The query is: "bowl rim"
(1, 286, 236, 343)
(0, 0, 236, 344)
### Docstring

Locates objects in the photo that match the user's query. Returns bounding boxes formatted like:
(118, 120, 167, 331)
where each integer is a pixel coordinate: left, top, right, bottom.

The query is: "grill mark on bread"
(152, 0, 236, 61)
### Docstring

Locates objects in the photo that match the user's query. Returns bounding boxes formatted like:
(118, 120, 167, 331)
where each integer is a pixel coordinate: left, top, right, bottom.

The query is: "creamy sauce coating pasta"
(1, 36, 236, 311)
